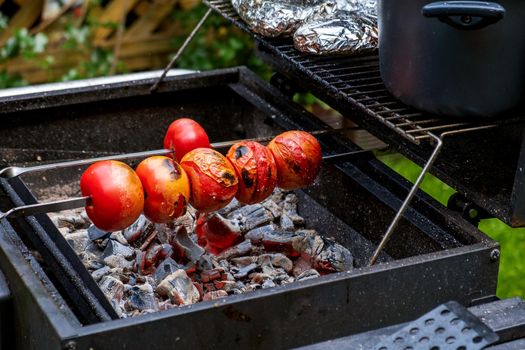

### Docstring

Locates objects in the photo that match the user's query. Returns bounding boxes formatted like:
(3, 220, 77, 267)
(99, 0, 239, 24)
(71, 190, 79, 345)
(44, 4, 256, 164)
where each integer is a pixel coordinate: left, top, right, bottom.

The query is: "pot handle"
(422, 1, 505, 30)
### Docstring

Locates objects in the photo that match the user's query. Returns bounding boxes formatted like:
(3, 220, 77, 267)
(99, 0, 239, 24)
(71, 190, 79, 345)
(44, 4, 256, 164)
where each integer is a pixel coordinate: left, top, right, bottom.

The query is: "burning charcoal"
(232, 262, 258, 279)
(54, 213, 90, 230)
(217, 259, 230, 271)
(229, 204, 273, 232)
(261, 231, 301, 257)
(125, 283, 157, 312)
(214, 280, 237, 293)
(258, 253, 293, 273)
(245, 225, 275, 244)
(154, 257, 184, 283)
(122, 215, 152, 244)
(246, 283, 262, 292)
(283, 194, 305, 226)
(201, 268, 225, 283)
(296, 269, 321, 281)
(171, 225, 205, 262)
(158, 300, 177, 311)
(203, 290, 228, 301)
(110, 231, 129, 245)
(88, 225, 111, 241)
(174, 211, 196, 234)
(218, 198, 242, 216)
(278, 275, 296, 285)
(104, 255, 134, 270)
(222, 272, 235, 282)
(99, 275, 124, 306)
(91, 266, 111, 282)
(156, 270, 200, 305)
(102, 240, 135, 260)
(138, 244, 172, 275)
(65, 230, 89, 252)
(292, 231, 354, 272)
(195, 213, 242, 254)
(279, 214, 295, 231)
(261, 198, 282, 218)
(261, 279, 276, 289)
(197, 254, 216, 271)
(193, 282, 204, 300)
(78, 251, 104, 270)
(203, 283, 216, 293)
(292, 256, 313, 277)
(217, 240, 252, 260)
(231, 256, 258, 267)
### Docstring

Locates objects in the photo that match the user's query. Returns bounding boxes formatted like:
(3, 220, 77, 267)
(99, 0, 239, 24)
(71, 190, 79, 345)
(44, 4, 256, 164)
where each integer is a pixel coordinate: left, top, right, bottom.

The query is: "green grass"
(379, 153, 525, 300)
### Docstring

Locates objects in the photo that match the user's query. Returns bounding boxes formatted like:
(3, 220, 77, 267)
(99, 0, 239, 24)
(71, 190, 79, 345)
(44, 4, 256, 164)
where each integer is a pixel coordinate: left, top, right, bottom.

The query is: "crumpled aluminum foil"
(294, 9, 378, 55)
(232, 0, 340, 37)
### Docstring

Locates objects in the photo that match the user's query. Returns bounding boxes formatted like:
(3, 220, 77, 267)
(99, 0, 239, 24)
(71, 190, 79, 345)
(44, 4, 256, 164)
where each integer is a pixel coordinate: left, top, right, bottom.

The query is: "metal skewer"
(150, 8, 213, 93)
(0, 145, 385, 221)
(0, 126, 360, 179)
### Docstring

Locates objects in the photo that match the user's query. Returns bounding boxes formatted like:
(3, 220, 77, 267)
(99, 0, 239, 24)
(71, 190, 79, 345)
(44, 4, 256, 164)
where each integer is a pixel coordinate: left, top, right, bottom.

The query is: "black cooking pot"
(378, 0, 525, 117)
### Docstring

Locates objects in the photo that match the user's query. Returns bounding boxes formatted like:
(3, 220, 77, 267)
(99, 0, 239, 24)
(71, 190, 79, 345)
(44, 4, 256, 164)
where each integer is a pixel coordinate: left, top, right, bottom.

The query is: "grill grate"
(205, 0, 523, 145)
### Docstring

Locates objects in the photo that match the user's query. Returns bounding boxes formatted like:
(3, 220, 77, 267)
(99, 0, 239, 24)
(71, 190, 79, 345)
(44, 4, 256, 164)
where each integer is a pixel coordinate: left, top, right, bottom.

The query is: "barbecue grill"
(0, 4, 524, 350)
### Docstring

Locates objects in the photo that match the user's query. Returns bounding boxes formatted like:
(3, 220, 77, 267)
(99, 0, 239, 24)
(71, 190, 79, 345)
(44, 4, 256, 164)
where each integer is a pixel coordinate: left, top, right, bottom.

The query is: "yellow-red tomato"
(163, 118, 211, 162)
(80, 160, 144, 231)
(267, 130, 322, 190)
(180, 148, 238, 212)
(226, 141, 277, 204)
(136, 156, 190, 223)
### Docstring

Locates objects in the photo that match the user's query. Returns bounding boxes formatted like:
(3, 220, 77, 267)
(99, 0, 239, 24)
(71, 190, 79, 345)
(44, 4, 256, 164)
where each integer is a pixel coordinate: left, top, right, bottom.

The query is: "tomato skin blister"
(268, 130, 322, 190)
(136, 156, 190, 224)
(181, 148, 238, 212)
(226, 141, 278, 204)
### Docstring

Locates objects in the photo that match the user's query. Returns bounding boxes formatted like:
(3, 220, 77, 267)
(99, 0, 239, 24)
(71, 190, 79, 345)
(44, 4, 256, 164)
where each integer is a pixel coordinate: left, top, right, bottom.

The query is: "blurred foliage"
(379, 153, 525, 300)
(0, 3, 268, 88)
(170, 4, 271, 79)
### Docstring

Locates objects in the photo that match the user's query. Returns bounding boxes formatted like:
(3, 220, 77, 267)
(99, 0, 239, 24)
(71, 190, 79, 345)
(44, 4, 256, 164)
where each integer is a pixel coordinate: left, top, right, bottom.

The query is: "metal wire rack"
(154, 1, 525, 265)
(204, 0, 508, 145)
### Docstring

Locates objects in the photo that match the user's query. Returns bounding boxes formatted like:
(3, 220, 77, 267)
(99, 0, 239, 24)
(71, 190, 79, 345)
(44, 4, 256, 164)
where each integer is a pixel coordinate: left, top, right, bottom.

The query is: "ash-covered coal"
(50, 189, 354, 318)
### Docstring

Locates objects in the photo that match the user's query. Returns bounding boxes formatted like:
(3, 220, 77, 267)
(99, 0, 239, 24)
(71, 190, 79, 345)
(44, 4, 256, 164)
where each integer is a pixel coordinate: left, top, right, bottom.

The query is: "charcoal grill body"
(0, 68, 498, 349)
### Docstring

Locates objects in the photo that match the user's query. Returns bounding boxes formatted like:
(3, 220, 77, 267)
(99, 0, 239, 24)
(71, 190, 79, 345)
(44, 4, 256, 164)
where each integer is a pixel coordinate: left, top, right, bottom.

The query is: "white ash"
(51, 189, 354, 318)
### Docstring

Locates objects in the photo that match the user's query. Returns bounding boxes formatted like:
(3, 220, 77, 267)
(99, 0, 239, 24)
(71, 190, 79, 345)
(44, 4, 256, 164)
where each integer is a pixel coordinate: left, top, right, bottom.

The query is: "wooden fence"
(0, 0, 199, 83)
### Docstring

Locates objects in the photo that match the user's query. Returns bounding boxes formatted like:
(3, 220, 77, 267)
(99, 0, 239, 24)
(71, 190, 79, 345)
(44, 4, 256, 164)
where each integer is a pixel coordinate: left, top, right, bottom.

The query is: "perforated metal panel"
(374, 301, 499, 350)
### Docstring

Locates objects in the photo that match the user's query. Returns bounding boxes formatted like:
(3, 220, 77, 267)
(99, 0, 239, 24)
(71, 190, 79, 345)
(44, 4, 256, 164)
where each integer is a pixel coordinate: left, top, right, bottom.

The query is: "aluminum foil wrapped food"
(231, 0, 376, 38)
(231, 0, 339, 37)
(293, 10, 378, 55)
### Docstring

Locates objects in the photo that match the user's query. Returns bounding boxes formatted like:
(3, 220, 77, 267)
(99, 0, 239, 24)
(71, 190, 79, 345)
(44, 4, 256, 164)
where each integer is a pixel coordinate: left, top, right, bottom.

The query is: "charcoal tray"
(0, 67, 499, 350)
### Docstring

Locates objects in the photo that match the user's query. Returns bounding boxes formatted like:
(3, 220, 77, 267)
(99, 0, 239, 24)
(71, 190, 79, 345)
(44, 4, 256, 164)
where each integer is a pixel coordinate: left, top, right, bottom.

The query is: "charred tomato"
(136, 156, 190, 223)
(180, 148, 238, 212)
(80, 160, 144, 231)
(267, 130, 322, 190)
(163, 118, 211, 162)
(226, 141, 277, 204)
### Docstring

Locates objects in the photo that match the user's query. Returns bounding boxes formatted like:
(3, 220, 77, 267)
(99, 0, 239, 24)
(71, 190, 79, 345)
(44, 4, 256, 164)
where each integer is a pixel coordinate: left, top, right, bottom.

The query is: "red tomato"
(226, 141, 278, 204)
(180, 148, 238, 212)
(80, 160, 144, 231)
(163, 118, 211, 162)
(136, 156, 190, 223)
(267, 130, 322, 190)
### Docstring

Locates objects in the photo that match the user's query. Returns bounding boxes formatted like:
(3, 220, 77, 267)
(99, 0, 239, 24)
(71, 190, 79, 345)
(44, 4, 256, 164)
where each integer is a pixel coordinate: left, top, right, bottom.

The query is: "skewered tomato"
(267, 130, 322, 190)
(180, 148, 238, 212)
(80, 160, 144, 231)
(135, 156, 190, 223)
(226, 141, 278, 204)
(163, 118, 211, 162)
